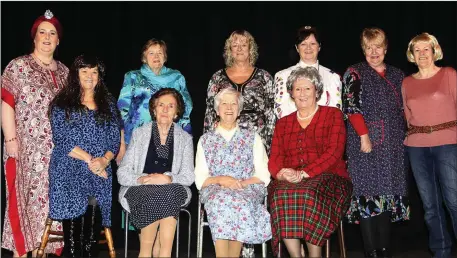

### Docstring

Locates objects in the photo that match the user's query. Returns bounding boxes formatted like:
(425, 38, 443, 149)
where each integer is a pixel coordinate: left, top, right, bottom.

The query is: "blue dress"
(200, 128, 271, 244)
(48, 103, 121, 226)
(117, 65, 193, 144)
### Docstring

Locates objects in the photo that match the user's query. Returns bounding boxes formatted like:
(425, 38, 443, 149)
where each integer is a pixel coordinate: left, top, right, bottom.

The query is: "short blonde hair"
(361, 27, 388, 51)
(223, 30, 258, 67)
(141, 38, 168, 63)
(406, 32, 443, 63)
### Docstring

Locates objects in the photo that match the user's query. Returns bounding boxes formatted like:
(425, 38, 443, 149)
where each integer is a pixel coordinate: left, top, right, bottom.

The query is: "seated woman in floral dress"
(195, 87, 272, 258)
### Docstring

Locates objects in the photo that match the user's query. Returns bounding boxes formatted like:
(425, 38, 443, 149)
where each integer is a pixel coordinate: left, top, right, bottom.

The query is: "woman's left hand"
(282, 169, 302, 183)
(143, 174, 172, 185)
(89, 157, 109, 171)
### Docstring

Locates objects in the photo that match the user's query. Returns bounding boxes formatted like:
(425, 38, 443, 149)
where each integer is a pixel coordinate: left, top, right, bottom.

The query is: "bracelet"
(5, 137, 16, 143)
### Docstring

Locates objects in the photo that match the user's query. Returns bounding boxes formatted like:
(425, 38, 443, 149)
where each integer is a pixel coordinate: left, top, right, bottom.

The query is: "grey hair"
(214, 87, 244, 116)
(286, 67, 324, 101)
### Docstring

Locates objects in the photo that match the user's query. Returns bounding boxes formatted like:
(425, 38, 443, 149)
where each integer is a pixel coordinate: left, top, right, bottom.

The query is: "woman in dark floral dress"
(203, 30, 275, 153)
(342, 28, 409, 258)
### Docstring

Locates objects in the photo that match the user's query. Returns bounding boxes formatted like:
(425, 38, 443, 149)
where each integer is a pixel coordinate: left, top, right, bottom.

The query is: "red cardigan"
(268, 106, 349, 179)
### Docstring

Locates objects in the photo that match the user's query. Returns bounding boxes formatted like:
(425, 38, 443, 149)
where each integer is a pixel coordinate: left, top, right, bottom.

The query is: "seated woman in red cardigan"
(268, 67, 353, 258)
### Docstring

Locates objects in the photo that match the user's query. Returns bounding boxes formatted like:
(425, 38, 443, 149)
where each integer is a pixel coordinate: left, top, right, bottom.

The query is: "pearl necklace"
(297, 105, 319, 120)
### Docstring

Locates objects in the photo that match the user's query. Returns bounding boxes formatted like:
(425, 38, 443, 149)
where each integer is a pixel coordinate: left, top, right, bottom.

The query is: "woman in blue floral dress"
(342, 28, 409, 258)
(48, 55, 121, 257)
(195, 88, 271, 258)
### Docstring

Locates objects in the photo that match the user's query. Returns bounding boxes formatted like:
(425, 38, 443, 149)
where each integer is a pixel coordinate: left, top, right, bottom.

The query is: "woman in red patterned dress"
(1, 10, 68, 258)
(268, 67, 353, 258)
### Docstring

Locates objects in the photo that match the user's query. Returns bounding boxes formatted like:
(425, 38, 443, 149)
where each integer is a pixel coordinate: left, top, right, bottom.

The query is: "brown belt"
(407, 120, 457, 136)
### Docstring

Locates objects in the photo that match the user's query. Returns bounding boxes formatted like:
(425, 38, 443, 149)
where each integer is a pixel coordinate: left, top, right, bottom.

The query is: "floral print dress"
(342, 62, 409, 223)
(199, 128, 271, 244)
(203, 68, 275, 152)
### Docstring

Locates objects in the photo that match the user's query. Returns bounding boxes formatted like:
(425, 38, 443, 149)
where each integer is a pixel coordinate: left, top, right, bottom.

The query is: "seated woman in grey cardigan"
(117, 88, 194, 258)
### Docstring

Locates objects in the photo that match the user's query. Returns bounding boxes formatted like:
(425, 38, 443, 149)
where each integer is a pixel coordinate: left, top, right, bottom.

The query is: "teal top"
(117, 64, 193, 144)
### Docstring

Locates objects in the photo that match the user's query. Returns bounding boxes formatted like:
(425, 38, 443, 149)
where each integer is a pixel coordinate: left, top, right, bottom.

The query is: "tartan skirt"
(268, 173, 353, 255)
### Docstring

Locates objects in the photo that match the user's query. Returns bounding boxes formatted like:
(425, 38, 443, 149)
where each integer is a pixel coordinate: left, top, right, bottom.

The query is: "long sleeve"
(194, 139, 210, 190)
(342, 67, 364, 116)
(50, 107, 79, 155)
(273, 71, 288, 119)
(261, 72, 276, 153)
(176, 74, 193, 134)
(169, 133, 195, 186)
(203, 73, 219, 133)
(116, 129, 147, 187)
(117, 72, 133, 131)
(326, 73, 343, 109)
(106, 101, 122, 155)
(304, 109, 347, 177)
(343, 67, 369, 135)
(268, 120, 285, 179)
(253, 133, 271, 186)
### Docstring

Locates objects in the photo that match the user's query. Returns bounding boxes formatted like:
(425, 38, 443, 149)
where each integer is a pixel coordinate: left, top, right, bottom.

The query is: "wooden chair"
(36, 217, 116, 258)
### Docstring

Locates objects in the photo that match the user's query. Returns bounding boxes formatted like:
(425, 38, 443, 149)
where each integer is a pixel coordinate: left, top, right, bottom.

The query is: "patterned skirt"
(345, 195, 410, 223)
(268, 173, 353, 256)
(200, 184, 272, 244)
(124, 184, 189, 229)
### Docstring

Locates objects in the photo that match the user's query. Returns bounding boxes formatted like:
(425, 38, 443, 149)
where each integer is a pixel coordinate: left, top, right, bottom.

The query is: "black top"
(143, 122, 174, 174)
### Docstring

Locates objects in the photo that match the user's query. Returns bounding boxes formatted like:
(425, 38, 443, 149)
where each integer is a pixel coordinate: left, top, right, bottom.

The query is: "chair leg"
(197, 200, 204, 258)
(277, 242, 281, 258)
(124, 211, 129, 258)
(262, 241, 267, 258)
(176, 216, 180, 258)
(104, 227, 116, 258)
(325, 239, 331, 258)
(338, 221, 347, 258)
(180, 209, 192, 258)
(37, 218, 53, 258)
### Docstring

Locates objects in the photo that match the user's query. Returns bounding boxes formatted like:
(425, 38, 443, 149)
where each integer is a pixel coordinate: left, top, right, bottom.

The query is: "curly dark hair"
(148, 88, 186, 122)
(49, 54, 118, 124)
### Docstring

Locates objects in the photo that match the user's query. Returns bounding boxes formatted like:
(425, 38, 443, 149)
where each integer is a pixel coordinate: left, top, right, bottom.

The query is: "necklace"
(297, 105, 319, 120)
(32, 54, 52, 67)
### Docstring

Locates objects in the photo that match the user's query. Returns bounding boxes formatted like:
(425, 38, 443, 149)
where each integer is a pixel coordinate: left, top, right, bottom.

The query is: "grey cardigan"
(117, 122, 195, 212)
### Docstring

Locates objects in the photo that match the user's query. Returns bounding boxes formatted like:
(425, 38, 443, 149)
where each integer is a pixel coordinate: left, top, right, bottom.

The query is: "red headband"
(30, 10, 62, 39)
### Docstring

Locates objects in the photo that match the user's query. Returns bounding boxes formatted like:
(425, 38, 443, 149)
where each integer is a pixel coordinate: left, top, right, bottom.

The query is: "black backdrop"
(2, 1, 457, 256)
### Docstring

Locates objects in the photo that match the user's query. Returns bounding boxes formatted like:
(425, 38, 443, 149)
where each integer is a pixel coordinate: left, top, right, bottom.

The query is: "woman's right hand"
(360, 134, 372, 153)
(89, 166, 108, 179)
(218, 176, 243, 189)
(5, 140, 19, 159)
(278, 168, 301, 183)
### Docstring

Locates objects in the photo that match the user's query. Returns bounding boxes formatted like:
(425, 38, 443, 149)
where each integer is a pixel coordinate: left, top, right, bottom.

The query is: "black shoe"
(377, 248, 392, 258)
(364, 250, 378, 257)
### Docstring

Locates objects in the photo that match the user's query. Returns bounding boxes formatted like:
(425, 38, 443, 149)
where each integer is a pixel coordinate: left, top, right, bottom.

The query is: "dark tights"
(62, 202, 102, 258)
(359, 211, 392, 252)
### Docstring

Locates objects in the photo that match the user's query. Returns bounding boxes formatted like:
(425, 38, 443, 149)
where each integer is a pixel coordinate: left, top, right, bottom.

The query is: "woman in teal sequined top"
(117, 39, 193, 163)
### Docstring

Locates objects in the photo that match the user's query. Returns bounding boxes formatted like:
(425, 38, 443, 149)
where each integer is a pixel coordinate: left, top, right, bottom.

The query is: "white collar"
(298, 60, 319, 70)
(215, 124, 239, 141)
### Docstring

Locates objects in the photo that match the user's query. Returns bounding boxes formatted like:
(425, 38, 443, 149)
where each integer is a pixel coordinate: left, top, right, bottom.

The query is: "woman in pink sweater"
(402, 32, 457, 258)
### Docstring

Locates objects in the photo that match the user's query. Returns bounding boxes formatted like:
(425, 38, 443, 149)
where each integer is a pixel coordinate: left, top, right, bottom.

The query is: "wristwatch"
(164, 172, 173, 181)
